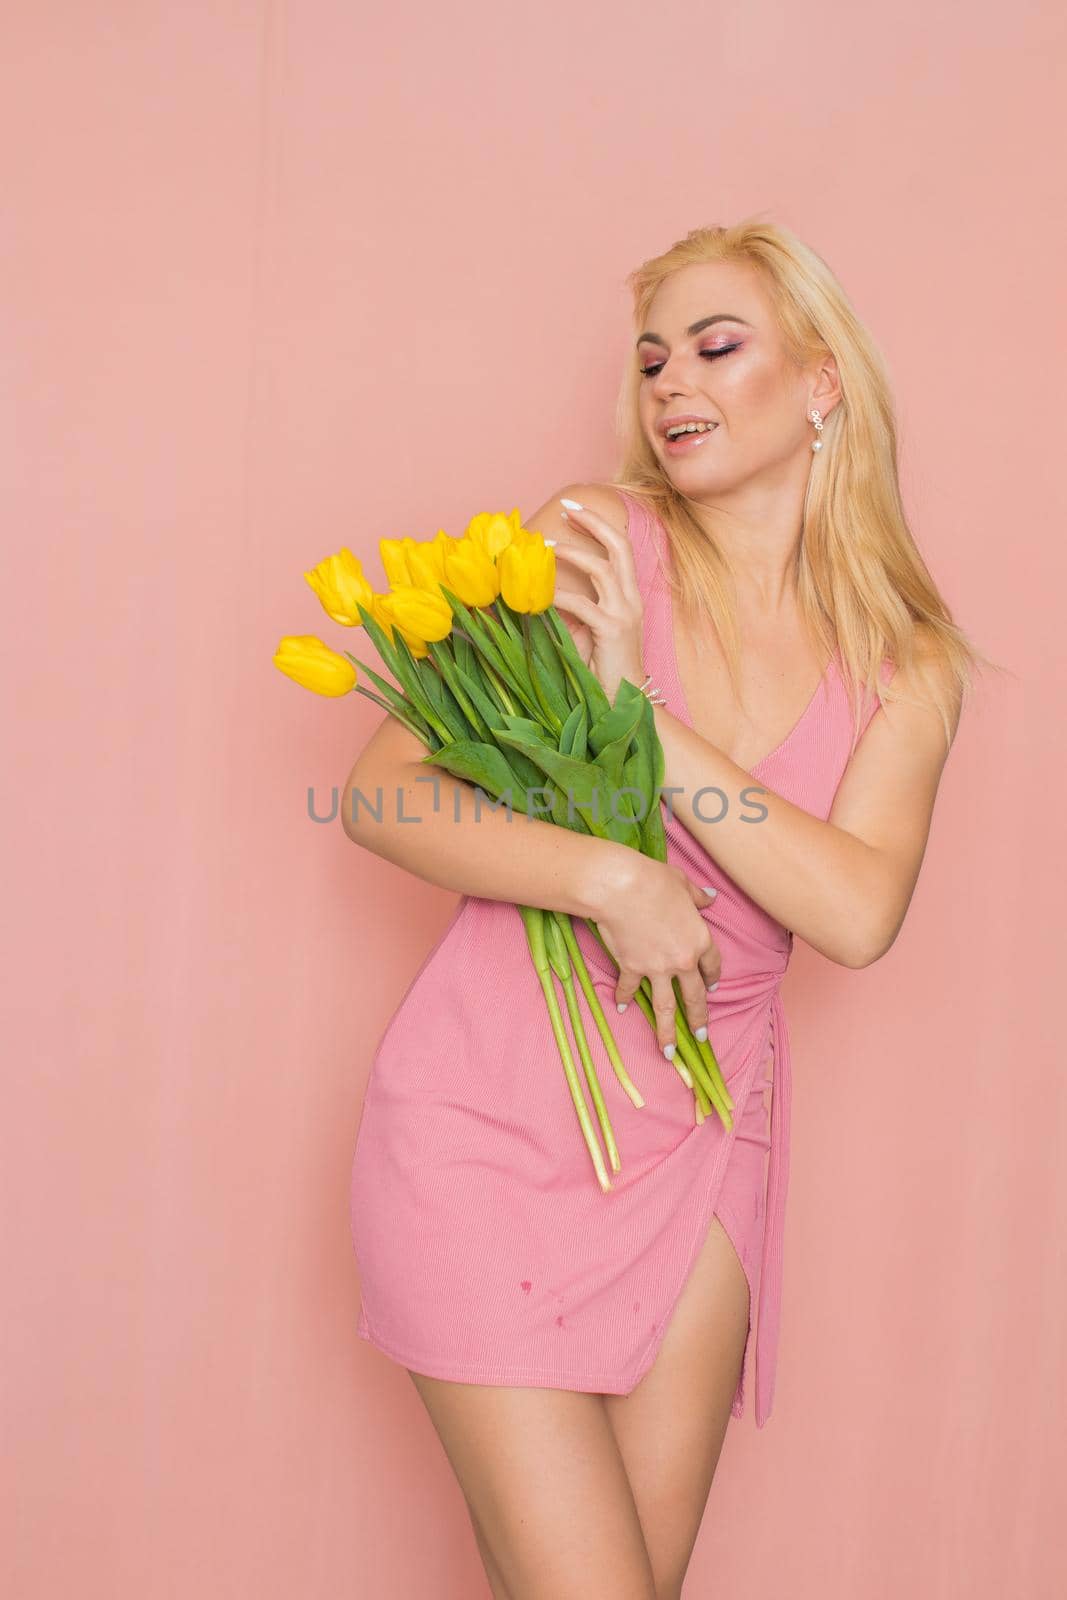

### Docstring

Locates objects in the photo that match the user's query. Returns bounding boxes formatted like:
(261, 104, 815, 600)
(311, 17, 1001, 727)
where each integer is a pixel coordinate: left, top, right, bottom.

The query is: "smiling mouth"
(663, 424, 718, 453)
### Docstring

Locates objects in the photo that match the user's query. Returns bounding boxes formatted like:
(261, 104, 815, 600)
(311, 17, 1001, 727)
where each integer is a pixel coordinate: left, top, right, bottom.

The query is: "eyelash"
(639, 343, 741, 379)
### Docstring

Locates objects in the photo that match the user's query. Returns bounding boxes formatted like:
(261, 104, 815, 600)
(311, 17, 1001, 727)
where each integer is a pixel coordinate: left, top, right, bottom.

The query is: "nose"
(651, 352, 696, 402)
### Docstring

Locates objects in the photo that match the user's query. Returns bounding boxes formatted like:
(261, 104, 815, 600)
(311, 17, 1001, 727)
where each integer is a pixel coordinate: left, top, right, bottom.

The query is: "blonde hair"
(611, 217, 996, 752)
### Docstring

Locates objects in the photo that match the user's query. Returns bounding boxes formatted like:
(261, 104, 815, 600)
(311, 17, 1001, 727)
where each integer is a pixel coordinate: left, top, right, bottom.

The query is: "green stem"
(352, 684, 430, 742)
(553, 913, 644, 1110)
(544, 916, 621, 1176)
(479, 656, 518, 715)
(518, 906, 612, 1192)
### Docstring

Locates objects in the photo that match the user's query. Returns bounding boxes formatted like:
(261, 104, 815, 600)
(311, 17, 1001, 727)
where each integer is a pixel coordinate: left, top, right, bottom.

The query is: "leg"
(602, 1211, 751, 1600)
(406, 1370, 659, 1600)
(469, 1505, 514, 1600)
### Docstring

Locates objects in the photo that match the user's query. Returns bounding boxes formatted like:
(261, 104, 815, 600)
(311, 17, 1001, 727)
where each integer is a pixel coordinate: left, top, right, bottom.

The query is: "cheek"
(721, 350, 782, 408)
(723, 357, 800, 440)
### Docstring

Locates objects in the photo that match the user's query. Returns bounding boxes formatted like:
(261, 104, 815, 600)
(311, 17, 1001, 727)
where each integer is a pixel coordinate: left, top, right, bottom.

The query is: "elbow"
(340, 761, 386, 849)
(841, 939, 885, 971)
(840, 913, 900, 970)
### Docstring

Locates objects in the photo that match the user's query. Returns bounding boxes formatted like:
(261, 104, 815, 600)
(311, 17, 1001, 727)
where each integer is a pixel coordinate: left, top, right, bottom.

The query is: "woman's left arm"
(648, 663, 962, 968)
(536, 490, 963, 971)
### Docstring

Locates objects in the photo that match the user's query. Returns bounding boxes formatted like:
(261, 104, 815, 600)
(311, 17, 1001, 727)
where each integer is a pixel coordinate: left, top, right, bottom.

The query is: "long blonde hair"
(611, 218, 994, 752)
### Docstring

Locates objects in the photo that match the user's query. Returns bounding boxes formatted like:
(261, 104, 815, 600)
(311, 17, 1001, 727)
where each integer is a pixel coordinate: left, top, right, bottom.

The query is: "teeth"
(666, 422, 715, 439)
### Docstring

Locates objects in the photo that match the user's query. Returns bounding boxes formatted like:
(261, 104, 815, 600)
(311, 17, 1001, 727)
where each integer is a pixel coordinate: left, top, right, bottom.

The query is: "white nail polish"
(701, 885, 718, 897)
(543, 538, 557, 547)
(708, 982, 719, 992)
(617, 1001, 628, 1013)
(560, 497, 583, 510)
(663, 1043, 675, 1061)
(695, 1025, 708, 1041)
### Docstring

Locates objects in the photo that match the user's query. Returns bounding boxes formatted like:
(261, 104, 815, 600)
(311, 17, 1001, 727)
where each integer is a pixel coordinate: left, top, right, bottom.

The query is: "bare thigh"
(602, 1211, 751, 1600)
(406, 1370, 659, 1600)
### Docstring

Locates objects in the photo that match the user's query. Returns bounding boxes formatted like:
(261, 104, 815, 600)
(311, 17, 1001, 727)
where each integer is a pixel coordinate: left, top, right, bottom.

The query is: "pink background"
(4, 3, 1064, 1596)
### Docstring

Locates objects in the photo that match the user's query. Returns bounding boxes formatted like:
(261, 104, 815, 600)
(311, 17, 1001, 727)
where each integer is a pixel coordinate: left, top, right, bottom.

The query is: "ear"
(809, 351, 842, 419)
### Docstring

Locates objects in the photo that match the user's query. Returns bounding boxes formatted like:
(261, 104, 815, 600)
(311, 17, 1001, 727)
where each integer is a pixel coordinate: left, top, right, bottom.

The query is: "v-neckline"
(651, 525, 838, 776)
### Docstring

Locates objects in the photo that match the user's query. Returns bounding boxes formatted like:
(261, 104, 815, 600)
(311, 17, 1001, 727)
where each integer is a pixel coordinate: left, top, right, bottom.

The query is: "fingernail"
(663, 1043, 675, 1061)
(701, 885, 718, 897)
(617, 1001, 628, 1013)
(708, 982, 719, 992)
(560, 497, 583, 510)
(695, 1025, 708, 1041)
(543, 538, 557, 547)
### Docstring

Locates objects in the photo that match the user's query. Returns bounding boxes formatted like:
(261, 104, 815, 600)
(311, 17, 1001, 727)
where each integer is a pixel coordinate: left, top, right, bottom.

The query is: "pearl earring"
(809, 409, 824, 451)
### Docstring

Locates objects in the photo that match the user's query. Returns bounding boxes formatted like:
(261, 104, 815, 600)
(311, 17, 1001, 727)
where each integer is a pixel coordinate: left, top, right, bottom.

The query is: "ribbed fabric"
(350, 489, 893, 1428)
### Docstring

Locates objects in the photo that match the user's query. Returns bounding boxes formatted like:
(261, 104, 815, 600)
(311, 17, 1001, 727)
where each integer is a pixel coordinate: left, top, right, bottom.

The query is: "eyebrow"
(635, 313, 753, 352)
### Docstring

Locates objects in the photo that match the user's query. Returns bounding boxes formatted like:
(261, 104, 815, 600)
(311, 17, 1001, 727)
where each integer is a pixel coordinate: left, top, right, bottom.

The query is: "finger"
(700, 942, 722, 991)
(650, 973, 678, 1060)
(553, 536, 641, 608)
(614, 968, 642, 1011)
(685, 882, 720, 988)
(551, 590, 602, 631)
(685, 879, 719, 909)
(559, 500, 641, 593)
(675, 967, 710, 1041)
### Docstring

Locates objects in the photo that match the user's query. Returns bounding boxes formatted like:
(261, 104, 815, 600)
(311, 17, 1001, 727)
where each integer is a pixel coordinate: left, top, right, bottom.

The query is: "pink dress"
(350, 488, 893, 1428)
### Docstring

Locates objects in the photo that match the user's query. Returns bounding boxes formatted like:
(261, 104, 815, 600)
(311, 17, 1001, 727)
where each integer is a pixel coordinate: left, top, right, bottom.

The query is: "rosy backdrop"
(4, 2, 1064, 1595)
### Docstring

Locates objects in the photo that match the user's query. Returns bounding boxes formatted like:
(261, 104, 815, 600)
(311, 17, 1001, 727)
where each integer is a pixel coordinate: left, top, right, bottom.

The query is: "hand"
(551, 499, 646, 703)
(593, 855, 722, 1059)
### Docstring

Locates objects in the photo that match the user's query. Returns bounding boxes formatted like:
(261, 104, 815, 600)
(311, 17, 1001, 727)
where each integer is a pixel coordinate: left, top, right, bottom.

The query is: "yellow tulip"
(378, 537, 419, 588)
(380, 531, 458, 592)
(466, 509, 522, 562)
(407, 532, 456, 593)
(369, 593, 428, 659)
(376, 586, 454, 649)
(442, 537, 501, 607)
(499, 538, 556, 613)
(273, 635, 357, 696)
(303, 548, 374, 626)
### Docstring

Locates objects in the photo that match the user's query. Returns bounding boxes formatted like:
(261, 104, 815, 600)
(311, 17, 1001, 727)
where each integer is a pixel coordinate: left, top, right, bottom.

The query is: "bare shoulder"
(522, 480, 632, 543)
(519, 481, 636, 643)
(886, 621, 965, 750)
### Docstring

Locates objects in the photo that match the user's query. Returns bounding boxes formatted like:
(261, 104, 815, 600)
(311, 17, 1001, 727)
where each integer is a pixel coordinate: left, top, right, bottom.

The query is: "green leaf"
(559, 702, 588, 759)
(493, 730, 634, 844)
(480, 607, 531, 686)
(528, 613, 569, 700)
(544, 606, 611, 721)
(355, 602, 453, 739)
(589, 694, 645, 789)
(522, 623, 570, 729)
(426, 640, 500, 736)
(496, 713, 548, 741)
(620, 689, 668, 860)
(408, 650, 468, 742)
(354, 601, 403, 682)
(492, 598, 524, 645)
(422, 740, 529, 811)
(437, 587, 513, 680)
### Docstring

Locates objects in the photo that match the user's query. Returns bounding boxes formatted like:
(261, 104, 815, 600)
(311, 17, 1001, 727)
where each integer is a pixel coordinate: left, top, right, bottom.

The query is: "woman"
(344, 220, 981, 1600)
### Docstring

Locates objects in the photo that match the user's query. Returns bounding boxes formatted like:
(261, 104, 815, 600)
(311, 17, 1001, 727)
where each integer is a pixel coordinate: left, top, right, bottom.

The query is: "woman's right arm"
(342, 709, 636, 919)
(341, 713, 722, 1049)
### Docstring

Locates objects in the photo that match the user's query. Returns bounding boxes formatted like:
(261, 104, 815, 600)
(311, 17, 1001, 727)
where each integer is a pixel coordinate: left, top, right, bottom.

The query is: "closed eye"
(639, 343, 741, 379)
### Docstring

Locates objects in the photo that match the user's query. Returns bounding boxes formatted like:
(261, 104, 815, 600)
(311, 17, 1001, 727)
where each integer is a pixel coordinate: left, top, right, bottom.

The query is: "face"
(636, 260, 837, 498)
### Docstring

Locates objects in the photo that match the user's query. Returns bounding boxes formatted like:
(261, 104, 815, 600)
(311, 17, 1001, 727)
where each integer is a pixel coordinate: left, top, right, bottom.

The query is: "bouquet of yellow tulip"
(274, 509, 734, 1190)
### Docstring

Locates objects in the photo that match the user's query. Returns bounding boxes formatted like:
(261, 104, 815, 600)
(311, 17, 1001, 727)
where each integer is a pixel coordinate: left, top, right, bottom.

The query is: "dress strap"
(611, 488, 660, 594)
